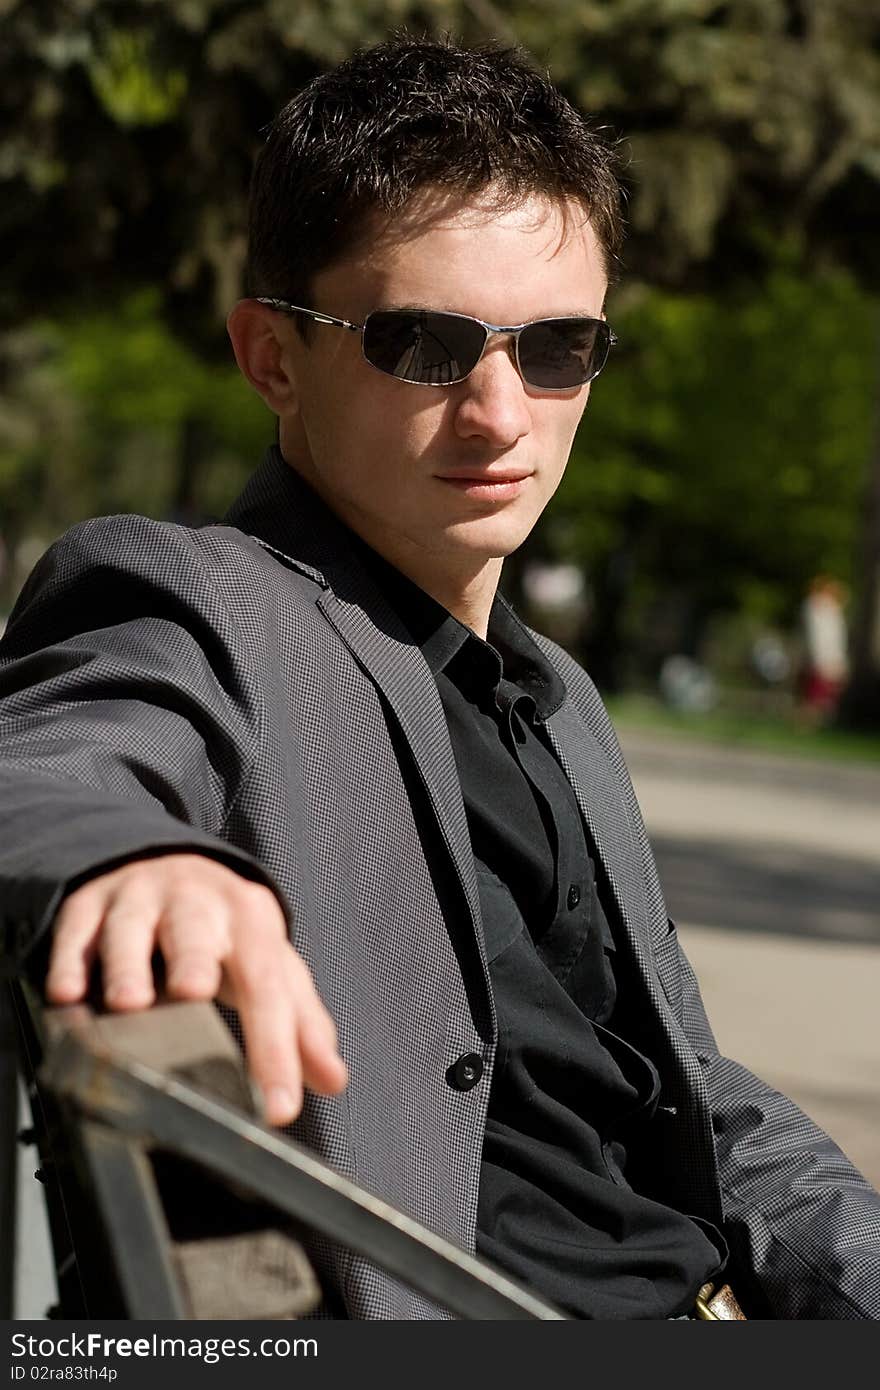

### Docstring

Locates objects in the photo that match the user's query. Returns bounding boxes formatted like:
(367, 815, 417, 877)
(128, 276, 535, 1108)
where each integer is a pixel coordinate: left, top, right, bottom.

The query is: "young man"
(1, 38, 877, 1320)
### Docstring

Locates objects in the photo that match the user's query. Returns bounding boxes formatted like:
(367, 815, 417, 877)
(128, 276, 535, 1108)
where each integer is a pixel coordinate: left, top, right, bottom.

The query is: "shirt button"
(567, 883, 582, 910)
(447, 1053, 484, 1091)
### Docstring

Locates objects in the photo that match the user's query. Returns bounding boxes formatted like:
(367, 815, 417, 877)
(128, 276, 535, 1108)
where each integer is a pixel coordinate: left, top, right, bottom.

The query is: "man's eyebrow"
(378, 301, 451, 313)
(374, 302, 601, 319)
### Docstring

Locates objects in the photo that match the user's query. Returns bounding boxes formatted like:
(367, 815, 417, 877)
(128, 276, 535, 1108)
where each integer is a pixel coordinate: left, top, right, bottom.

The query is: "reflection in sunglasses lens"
(363, 311, 609, 389)
(518, 319, 605, 389)
(364, 312, 487, 384)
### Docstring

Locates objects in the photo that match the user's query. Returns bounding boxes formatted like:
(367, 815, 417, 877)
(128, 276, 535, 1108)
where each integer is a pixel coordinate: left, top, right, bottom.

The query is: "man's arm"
(673, 938, 880, 1320)
(535, 631, 880, 1318)
(0, 514, 346, 1123)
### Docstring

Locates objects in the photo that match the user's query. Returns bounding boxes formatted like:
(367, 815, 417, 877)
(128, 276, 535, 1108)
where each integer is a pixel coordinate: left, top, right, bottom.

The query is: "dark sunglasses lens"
(518, 319, 610, 390)
(362, 311, 487, 385)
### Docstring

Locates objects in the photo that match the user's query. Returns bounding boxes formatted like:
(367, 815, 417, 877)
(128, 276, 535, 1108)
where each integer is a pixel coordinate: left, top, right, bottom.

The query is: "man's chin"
(439, 514, 541, 560)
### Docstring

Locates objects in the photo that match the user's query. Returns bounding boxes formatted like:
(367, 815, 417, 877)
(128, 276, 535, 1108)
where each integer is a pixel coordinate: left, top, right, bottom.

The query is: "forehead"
(315, 187, 607, 315)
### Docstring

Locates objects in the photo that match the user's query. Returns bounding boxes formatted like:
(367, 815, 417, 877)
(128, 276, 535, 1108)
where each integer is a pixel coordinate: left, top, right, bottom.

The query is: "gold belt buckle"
(694, 1282, 747, 1320)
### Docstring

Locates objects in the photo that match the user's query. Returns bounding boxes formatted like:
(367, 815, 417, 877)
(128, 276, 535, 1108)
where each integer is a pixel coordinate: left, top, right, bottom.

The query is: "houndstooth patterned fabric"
(1, 445, 878, 1319)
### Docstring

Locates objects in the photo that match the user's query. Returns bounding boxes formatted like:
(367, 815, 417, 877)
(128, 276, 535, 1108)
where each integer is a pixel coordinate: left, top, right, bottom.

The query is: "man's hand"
(45, 853, 348, 1126)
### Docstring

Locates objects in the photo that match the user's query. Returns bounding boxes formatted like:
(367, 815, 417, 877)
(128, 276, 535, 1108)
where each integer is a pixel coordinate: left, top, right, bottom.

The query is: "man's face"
(277, 189, 608, 582)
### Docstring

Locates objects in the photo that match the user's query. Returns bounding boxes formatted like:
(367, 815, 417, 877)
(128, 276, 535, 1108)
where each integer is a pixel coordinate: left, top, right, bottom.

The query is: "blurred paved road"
(619, 727, 880, 1189)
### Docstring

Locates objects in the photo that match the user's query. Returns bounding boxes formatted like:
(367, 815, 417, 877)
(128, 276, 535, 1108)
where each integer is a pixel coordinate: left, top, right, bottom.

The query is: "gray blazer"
(1, 447, 878, 1319)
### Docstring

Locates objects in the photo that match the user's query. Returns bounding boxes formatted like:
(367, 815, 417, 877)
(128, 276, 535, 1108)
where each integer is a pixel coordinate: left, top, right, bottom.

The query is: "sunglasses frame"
(256, 298, 617, 392)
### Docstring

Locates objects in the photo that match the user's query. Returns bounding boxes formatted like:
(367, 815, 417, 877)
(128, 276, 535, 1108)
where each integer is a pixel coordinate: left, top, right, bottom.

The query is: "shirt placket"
(492, 679, 594, 988)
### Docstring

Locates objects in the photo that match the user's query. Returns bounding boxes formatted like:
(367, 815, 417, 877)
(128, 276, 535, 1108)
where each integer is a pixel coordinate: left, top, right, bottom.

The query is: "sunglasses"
(256, 298, 617, 392)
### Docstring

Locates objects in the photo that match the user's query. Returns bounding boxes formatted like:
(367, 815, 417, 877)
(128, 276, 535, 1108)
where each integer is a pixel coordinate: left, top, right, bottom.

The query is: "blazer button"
(447, 1052, 484, 1091)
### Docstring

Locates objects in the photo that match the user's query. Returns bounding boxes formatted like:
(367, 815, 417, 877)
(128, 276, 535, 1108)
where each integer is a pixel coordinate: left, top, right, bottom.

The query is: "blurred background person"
(797, 575, 850, 726)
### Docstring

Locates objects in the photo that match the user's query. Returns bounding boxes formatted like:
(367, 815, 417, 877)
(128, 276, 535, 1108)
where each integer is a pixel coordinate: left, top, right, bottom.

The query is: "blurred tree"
(558, 257, 876, 688)
(0, 291, 269, 606)
(518, 0, 880, 716)
(522, 0, 880, 288)
(3, 0, 879, 332)
(2, 0, 879, 716)
(839, 332, 880, 728)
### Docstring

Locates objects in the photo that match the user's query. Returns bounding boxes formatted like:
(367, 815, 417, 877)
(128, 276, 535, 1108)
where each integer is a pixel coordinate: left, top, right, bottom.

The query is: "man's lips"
(435, 469, 533, 483)
(435, 471, 533, 501)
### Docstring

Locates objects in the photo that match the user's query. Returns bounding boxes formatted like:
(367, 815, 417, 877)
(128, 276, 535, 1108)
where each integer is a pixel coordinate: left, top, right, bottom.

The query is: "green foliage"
(2, 0, 879, 330)
(1, 0, 879, 711)
(89, 29, 188, 126)
(554, 257, 876, 643)
(0, 291, 269, 580)
(606, 693, 880, 763)
(514, 0, 880, 281)
(1, 268, 871, 659)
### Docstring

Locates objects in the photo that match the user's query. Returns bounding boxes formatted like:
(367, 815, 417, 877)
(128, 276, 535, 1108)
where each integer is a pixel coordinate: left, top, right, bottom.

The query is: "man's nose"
(452, 338, 532, 448)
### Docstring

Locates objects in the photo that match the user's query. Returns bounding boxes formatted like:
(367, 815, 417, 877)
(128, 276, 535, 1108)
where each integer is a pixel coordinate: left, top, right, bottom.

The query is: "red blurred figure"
(798, 575, 849, 724)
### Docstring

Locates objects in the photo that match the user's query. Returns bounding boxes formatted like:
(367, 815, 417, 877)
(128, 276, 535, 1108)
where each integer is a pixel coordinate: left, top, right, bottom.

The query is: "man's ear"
(226, 300, 300, 414)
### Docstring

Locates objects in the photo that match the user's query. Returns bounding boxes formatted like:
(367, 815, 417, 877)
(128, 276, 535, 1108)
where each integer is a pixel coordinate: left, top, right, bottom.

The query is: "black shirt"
(357, 546, 725, 1318)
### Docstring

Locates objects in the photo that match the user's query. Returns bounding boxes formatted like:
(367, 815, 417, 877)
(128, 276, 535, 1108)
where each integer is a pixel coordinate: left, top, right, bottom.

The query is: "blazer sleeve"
(0, 513, 287, 975)
(535, 633, 880, 1320)
(667, 921, 880, 1319)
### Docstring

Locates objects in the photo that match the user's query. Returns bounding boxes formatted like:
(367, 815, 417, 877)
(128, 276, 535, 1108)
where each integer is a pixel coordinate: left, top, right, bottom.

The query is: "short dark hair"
(246, 35, 624, 311)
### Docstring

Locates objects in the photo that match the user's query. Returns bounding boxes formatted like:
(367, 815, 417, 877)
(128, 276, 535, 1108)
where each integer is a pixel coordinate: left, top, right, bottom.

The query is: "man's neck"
(353, 527, 502, 640)
(399, 559, 502, 640)
(280, 448, 502, 638)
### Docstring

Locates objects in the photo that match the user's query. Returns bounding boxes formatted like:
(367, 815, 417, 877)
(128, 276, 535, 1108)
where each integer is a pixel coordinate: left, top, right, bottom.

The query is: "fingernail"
(167, 969, 211, 996)
(46, 974, 80, 1001)
(265, 1087, 296, 1123)
(105, 979, 151, 1008)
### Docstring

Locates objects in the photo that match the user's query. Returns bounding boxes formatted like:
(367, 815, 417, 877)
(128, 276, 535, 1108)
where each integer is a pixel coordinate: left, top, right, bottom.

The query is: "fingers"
(50, 868, 162, 1012)
(287, 950, 349, 1097)
(98, 900, 159, 1010)
(46, 855, 349, 1127)
(46, 884, 103, 1003)
(224, 911, 347, 1127)
(156, 900, 225, 1002)
(232, 961, 305, 1126)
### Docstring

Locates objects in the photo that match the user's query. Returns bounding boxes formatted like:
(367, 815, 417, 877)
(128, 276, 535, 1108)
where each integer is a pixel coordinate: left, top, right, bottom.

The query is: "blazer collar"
(225, 446, 363, 590)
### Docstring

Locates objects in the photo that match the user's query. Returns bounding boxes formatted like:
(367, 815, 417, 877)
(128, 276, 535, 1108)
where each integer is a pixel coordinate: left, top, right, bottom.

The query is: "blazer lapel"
(544, 698, 723, 1220)
(226, 449, 494, 1034)
(317, 586, 488, 962)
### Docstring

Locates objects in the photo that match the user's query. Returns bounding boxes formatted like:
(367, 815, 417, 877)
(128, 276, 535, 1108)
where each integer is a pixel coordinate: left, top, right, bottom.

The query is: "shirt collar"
(349, 532, 566, 720)
(489, 596, 567, 717)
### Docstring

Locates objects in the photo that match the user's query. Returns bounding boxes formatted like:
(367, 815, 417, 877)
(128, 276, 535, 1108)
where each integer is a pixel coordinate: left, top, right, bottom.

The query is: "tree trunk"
(171, 416, 209, 526)
(838, 319, 880, 730)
